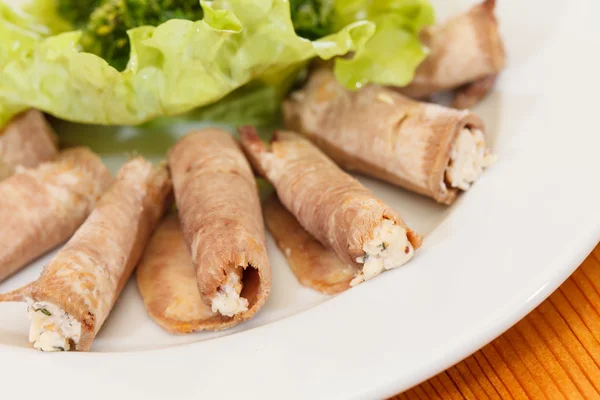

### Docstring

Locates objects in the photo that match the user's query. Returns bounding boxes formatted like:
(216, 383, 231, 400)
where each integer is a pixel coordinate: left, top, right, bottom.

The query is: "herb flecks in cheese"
(352, 219, 414, 286)
(27, 301, 81, 352)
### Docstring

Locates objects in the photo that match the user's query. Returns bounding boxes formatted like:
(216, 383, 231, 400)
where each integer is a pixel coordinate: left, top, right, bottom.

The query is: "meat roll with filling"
(168, 129, 271, 321)
(240, 127, 421, 286)
(284, 69, 495, 204)
(0, 157, 171, 351)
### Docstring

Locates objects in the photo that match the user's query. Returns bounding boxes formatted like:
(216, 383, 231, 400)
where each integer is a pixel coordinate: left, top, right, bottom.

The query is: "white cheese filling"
(211, 270, 249, 317)
(446, 128, 496, 191)
(27, 301, 81, 352)
(351, 220, 414, 286)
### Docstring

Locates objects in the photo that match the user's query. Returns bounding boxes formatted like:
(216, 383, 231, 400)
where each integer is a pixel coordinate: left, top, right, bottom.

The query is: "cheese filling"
(27, 301, 81, 352)
(445, 128, 496, 191)
(351, 220, 414, 286)
(210, 269, 249, 317)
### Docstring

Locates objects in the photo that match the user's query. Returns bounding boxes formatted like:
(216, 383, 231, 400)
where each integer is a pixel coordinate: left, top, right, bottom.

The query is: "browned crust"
(0, 158, 172, 351)
(284, 68, 485, 205)
(168, 128, 271, 322)
(400, 0, 506, 99)
(239, 126, 422, 270)
(263, 196, 356, 294)
(0, 110, 58, 179)
(137, 214, 250, 333)
(0, 148, 113, 283)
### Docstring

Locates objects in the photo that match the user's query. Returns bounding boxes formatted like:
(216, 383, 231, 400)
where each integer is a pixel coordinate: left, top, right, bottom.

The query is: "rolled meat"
(263, 196, 357, 294)
(168, 128, 271, 321)
(0, 157, 171, 351)
(0, 110, 58, 180)
(137, 214, 254, 333)
(400, 0, 505, 103)
(239, 127, 422, 286)
(284, 68, 495, 204)
(0, 147, 112, 283)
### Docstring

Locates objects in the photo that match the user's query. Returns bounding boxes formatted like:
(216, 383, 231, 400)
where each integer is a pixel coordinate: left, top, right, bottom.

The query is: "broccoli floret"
(59, 0, 204, 71)
(57, 0, 102, 27)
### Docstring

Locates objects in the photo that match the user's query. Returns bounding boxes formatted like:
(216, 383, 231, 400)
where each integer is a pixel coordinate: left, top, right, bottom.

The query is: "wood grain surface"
(394, 243, 600, 399)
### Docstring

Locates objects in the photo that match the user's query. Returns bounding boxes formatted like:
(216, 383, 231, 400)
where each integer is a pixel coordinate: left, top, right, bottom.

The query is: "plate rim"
(2, 0, 600, 399)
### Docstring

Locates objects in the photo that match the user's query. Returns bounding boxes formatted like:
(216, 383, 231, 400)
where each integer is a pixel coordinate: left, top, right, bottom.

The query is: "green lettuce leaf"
(150, 84, 282, 129)
(52, 83, 281, 160)
(0, 0, 433, 129)
(0, 0, 372, 127)
(53, 84, 281, 157)
(333, 0, 435, 89)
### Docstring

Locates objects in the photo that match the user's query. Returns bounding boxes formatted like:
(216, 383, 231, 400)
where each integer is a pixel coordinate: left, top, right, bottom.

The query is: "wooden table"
(394, 243, 600, 399)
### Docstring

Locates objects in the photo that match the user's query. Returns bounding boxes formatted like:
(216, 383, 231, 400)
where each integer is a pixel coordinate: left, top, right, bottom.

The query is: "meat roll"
(239, 127, 422, 286)
(400, 0, 505, 104)
(0, 148, 112, 283)
(284, 68, 495, 204)
(137, 214, 262, 333)
(168, 129, 271, 320)
(0, 157, 171, 351)
(0, 110, 58, 180)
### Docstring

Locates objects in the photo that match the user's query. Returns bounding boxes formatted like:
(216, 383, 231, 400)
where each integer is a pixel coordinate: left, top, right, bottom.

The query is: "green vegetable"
(0, 0, 434, 129)
(56, 0, 98, 25)
(59, 0, 204, 70)
(0, 0, 371, 128)
(289, 0, 435, 89)
(56, 0, 98, 27)
(333, 0, 435, 89)
(289, 0, 335, 40)
(54, 82, 285, 155)
(37, 308, 52, 316)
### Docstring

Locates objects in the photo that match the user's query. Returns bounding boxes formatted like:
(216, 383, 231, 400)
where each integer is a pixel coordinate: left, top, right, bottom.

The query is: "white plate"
(2, 0, 600, 398)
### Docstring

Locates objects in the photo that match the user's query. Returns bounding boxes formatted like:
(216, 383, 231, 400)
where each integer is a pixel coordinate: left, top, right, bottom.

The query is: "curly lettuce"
(333, 0, 435, 89)
(0, 0, 434, 128)
(289, 0, 435, 89)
